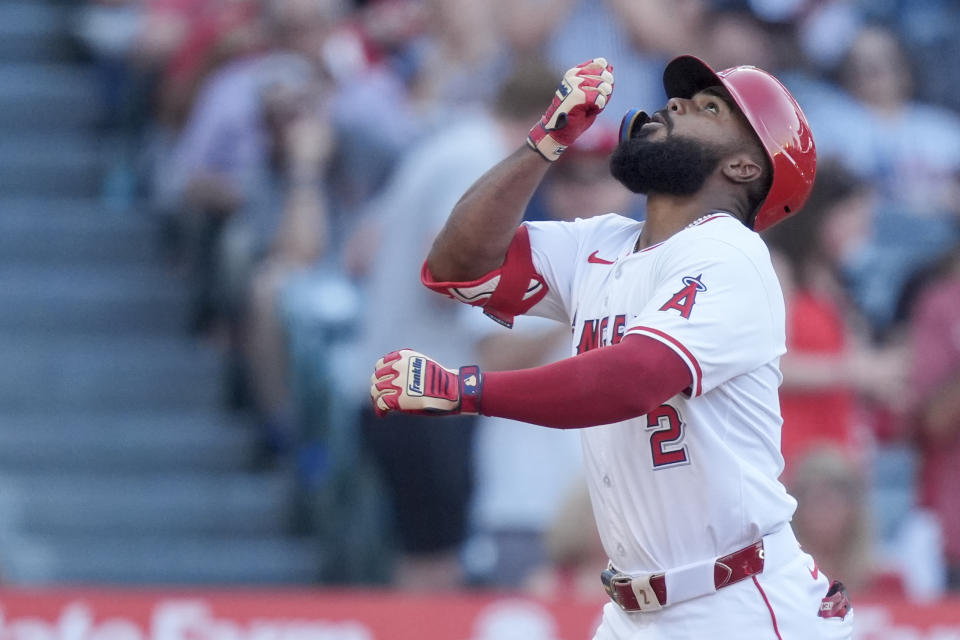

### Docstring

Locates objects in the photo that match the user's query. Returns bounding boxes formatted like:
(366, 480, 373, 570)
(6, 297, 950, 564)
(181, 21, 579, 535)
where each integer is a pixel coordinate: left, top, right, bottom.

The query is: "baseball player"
(370, 56, 854, 639)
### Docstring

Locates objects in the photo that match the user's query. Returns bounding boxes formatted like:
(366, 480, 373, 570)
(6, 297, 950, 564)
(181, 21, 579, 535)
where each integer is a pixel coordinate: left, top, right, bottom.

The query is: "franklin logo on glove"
(407, 356, 425, 396)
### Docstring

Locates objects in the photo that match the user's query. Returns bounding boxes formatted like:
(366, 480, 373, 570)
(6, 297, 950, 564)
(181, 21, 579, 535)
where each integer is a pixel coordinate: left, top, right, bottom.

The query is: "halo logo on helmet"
(618, 56, 816, 232)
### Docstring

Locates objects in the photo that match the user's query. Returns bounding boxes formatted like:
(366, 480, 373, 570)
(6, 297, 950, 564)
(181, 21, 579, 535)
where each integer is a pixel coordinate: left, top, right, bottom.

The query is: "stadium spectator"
(162, 0, 343, 223)
(155, 1, 346, 415)
(701, 6, 779, 72)
(793, 0, 865, 73)
(169, 50, 324, 391)
(801, 24, 960, 336)
(855, 0, 960, 114)
(789, 446, 906, 600)
(241, 91, 334, 459)
(523, 482, 608, 601)
(327, 0, 501, 224)
(763, 163, 906, 476)
(346, 61, 559, 590)
(546, 0, 710, 126)
(491, 0, 571, 63)
(465, 319, 579, 588)
(140, 0, 265, 129)
(908, 245, 960, 591)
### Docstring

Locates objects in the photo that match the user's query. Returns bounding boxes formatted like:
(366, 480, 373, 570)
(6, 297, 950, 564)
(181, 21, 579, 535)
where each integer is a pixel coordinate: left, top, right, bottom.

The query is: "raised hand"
(527, 57, 615, 161)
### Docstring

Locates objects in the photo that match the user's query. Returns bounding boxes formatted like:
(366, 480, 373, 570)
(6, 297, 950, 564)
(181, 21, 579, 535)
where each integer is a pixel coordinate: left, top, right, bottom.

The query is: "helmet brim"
(663, 55, 724, 101)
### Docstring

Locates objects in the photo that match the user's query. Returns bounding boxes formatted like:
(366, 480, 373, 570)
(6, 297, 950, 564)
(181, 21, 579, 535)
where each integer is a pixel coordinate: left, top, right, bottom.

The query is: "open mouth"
(640, 117, 666, 132)
(637, 112, 668, 134)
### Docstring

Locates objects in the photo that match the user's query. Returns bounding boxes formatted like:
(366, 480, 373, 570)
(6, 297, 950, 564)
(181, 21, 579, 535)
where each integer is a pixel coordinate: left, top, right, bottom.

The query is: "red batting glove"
(370, 349, 482, 417)
(527, 57, 614, 161)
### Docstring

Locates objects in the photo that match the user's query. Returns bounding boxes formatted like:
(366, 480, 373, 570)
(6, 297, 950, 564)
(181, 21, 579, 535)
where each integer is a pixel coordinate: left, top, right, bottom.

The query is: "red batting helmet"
(619, 55, 816, 232)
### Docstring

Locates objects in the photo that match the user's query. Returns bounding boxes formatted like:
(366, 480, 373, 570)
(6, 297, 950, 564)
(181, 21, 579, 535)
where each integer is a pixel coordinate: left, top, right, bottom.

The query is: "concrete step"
(0, 133, 105, 197)
(0, 196, 129, 220)
(0, 3, 70, 63)
(2, 535, 321, 584)
(0, 335, 221, 410)
(0, 264, 186, 335)
(0, 471, 299, 537)
(0, 411, 257, 473)
(0, 63, 100, 129)
(0, 198, 159, 266)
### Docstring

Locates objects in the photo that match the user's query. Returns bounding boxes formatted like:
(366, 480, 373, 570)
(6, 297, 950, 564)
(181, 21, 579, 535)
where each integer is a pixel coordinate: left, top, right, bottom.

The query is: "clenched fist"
(527, 57, 614, 161)
(371, 349, 482, 417)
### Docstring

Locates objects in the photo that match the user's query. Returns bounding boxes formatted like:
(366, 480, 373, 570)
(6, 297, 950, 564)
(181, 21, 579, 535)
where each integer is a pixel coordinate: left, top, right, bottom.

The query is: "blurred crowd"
(71, 0, 960, 602)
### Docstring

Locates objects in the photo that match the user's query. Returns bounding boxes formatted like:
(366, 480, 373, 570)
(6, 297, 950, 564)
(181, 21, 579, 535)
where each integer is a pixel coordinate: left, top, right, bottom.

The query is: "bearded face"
(609, 131, 727, 197)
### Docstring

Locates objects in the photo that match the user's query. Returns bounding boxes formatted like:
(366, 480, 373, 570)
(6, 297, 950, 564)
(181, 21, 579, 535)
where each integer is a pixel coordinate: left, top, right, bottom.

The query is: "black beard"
(609, 134, 723, 196)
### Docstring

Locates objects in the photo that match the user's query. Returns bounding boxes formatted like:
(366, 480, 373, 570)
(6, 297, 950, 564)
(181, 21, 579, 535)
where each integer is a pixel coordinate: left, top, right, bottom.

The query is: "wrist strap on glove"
(458, 365, 482, 415)
(410, 358, 483, 415)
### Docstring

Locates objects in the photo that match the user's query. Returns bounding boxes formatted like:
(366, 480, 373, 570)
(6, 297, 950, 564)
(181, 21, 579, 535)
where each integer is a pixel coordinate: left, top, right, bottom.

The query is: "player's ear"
(721, 153, 764, 185)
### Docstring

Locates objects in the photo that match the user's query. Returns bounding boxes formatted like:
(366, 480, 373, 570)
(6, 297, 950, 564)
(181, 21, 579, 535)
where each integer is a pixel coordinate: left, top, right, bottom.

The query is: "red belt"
(601, 540, 766, 612)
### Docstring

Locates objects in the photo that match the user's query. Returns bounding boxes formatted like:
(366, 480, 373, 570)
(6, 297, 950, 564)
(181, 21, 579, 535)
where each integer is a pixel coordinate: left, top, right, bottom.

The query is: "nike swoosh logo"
(588, 250, 615, 265)
(809, 563, 819, 580)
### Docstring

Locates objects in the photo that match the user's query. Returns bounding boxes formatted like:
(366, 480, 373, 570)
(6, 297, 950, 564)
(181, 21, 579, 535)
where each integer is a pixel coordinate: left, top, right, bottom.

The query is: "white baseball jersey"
(518, 211, 797, 574)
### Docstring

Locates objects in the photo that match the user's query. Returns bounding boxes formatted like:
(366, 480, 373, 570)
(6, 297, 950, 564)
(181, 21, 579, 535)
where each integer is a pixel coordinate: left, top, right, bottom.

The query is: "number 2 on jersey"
(646, 404, 688, 468)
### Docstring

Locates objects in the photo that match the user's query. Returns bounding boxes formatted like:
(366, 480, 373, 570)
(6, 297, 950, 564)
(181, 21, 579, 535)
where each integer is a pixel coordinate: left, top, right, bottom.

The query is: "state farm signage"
(0, 600, 371, 640)
(0, 589, 958, 640)
(0, 590, 604, 640)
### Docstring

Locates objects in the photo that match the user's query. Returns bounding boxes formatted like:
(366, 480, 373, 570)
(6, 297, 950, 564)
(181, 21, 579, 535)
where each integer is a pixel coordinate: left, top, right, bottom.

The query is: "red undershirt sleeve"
(480, 333, 694, 428)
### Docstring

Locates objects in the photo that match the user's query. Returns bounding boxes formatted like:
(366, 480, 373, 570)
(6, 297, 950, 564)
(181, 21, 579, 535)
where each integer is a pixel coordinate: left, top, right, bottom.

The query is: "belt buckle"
(601, 566, 629, 607)
(601, 566, 663, 613)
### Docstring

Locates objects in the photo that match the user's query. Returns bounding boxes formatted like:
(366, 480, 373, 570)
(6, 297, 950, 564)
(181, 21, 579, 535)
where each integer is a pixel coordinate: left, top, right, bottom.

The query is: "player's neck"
(636, 190, 745, 251)
(636, 197, 713, 250)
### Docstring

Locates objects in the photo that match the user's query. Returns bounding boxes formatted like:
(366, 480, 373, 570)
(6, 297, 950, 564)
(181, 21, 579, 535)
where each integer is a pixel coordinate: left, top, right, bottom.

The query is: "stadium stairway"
(0, 1, 321, 584)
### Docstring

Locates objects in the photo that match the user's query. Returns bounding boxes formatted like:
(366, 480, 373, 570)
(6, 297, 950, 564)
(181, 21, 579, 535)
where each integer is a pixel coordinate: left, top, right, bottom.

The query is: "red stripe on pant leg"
(752, 576, 783, 640)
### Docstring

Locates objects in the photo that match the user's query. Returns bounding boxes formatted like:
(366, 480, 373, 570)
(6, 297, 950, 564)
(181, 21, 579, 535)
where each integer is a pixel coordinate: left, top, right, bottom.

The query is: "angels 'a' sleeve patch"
(658, 274, 707, 319)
